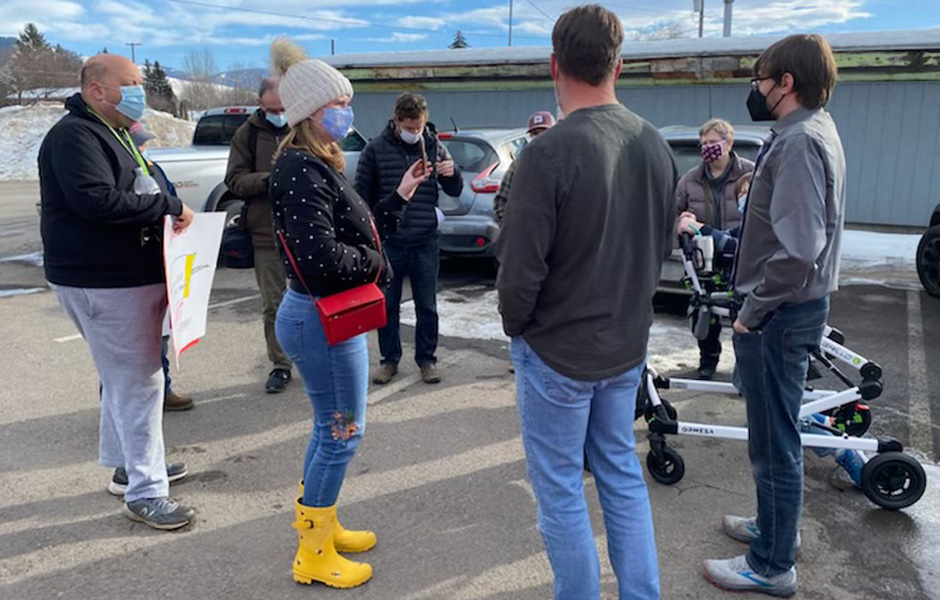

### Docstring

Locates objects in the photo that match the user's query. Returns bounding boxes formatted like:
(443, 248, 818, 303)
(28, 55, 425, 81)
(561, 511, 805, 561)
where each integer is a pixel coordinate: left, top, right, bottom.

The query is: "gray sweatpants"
(51, 283, 169, 502)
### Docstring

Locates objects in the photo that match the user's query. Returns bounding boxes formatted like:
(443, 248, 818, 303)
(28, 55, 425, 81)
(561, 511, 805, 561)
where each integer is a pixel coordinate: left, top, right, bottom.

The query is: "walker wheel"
(647, 446, 685, 485)
(827, 404, 872, 437)
(861, 452, 927, 510)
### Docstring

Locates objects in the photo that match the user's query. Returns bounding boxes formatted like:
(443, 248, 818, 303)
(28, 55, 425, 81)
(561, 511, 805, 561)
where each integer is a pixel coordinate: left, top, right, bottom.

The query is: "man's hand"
(732, 319, 751, 334)
(436, 159, 456, 178)
(173, 205, 195, 234)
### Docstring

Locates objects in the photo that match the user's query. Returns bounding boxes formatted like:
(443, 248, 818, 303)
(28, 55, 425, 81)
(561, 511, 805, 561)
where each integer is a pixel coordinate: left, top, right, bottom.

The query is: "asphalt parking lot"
(1, 181, 939, 599)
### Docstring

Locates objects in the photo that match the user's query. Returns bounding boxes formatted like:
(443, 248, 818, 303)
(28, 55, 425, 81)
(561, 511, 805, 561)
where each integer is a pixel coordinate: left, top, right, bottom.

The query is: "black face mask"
(747, 82, 782, 122)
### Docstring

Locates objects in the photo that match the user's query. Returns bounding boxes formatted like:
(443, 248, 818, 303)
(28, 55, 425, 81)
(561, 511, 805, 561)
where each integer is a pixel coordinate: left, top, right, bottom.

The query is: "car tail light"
(476, 237, 487, 247)
(438, 133, 452, 140)
(224, 108, 248, 114)
(471, 162, 500, 193)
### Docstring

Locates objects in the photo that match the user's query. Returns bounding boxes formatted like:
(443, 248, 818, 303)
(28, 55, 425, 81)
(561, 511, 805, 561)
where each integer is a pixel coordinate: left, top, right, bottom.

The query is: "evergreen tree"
(449, 31, 470, 49)
(17, 23, 48, 52)
(143, 59, 177, 113)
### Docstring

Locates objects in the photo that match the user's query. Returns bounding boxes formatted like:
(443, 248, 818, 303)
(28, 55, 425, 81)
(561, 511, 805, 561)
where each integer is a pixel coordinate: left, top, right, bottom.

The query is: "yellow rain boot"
(298, 481, 377, 553)
(292, 501, 373, 588)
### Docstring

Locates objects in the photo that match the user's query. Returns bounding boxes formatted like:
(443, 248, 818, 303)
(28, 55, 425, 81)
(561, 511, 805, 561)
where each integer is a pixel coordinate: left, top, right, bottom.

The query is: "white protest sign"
(163, 213, 226, 368)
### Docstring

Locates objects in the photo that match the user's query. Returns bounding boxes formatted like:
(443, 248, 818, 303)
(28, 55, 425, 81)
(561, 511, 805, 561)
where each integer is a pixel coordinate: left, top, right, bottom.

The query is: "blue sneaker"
(703, 555, 797, 597)
(108, 462, 189, 496)
(723, 515, 802, 551)
(836, 449, 866, 488)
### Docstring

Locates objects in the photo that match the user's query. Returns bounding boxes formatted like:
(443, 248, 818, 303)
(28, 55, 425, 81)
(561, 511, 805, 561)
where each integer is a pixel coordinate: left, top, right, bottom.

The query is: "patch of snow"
(840, 230, 920, 269)
(400, 286, 733, 375)
(0, 105, 195, 181)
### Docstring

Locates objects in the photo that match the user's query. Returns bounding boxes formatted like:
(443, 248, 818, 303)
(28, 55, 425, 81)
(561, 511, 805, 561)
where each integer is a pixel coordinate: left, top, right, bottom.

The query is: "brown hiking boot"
(372, 363, 398, 385)
(420, 364, 441, 384)
(165, 391, 194, 412)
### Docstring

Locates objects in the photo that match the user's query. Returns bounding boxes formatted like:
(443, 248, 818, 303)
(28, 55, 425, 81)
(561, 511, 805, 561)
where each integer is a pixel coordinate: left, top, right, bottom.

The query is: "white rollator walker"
(640, 234, 927, 510)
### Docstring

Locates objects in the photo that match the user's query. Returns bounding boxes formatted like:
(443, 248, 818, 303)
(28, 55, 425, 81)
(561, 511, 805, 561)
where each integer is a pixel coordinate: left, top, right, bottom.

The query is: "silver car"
(658, 125, 770, 292)
(436, 128, 530, 257)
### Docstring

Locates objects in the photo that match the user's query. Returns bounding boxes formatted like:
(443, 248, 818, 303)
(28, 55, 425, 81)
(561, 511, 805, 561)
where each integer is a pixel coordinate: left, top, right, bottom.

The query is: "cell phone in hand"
(418, 136, 428, 175)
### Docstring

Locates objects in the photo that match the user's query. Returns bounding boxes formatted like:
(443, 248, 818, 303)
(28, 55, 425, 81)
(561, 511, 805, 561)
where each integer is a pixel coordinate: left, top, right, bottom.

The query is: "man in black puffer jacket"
(354, 93, 463, 385)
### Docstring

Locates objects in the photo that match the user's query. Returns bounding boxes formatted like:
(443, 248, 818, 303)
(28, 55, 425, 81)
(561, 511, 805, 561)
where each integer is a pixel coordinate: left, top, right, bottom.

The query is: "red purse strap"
(277, 214, 384, 297)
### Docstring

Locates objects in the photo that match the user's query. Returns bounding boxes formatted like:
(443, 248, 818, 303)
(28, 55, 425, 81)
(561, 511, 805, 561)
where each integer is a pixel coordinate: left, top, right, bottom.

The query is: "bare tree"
(179, 49, 255, 112)
(631, 20, 691, 42)
(180, 48, 221, 111)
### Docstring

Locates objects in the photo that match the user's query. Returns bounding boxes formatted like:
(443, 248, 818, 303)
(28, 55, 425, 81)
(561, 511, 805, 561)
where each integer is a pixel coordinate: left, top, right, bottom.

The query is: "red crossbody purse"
(277, 218, 387, 346)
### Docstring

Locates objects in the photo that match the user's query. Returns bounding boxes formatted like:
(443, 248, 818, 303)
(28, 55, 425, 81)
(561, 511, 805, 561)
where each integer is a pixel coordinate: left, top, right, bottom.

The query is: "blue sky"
(2, 0, 938, 71)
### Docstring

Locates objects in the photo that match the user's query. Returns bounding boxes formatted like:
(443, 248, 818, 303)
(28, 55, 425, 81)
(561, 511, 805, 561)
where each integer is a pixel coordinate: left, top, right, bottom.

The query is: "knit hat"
(270, 38, 354, 127)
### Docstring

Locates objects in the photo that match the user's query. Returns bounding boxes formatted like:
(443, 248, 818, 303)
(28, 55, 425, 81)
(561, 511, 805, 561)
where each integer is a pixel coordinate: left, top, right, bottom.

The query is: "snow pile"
(0, 105, 66, 181)
(0, 105, 195, 181)
(140, 109, 195, 149)
(840, 229, 920, 269)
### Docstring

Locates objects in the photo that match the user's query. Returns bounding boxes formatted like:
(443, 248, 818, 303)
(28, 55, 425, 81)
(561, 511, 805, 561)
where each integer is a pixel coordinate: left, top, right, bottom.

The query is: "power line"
(521, 0, 555, 22)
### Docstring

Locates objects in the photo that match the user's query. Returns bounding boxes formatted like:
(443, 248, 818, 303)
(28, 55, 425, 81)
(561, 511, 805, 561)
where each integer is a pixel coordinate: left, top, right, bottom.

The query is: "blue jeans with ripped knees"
(732, 296, 829, 578)
(511, 337, 660, 600)
(276, 288, 368, 507)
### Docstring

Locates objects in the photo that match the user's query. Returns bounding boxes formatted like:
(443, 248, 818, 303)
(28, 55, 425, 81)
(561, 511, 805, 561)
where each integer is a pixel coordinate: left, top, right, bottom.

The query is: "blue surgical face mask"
(110, 85, 146, 123)
(321, 106, 354, 142)
(265, 111, 288, 129)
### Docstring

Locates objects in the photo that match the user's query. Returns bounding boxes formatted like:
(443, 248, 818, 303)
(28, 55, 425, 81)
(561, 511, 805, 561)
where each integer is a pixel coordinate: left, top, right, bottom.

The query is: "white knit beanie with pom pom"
(270, 38, 354, 127)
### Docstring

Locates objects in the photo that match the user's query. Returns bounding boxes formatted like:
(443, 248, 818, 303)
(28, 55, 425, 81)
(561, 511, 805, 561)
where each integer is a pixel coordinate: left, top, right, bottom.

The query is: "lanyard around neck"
(88, 109, 150, 175)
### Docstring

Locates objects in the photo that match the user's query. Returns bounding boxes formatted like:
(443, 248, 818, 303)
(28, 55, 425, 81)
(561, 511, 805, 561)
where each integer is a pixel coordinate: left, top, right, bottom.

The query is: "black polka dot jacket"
(269, 148, 406, 297)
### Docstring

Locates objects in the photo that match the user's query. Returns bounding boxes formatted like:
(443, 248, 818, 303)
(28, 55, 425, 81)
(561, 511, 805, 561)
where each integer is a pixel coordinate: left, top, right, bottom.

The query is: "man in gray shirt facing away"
(496, 5, 676, 598)
(703, 34, 845, 598)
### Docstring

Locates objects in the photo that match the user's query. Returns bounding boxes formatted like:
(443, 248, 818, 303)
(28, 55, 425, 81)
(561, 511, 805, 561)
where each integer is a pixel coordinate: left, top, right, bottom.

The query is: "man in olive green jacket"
(224, 78, 292, 393)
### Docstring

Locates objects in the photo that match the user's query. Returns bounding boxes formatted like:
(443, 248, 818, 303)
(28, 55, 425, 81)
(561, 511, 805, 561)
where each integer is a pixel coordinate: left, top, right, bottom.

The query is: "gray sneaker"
(372, 363, 398, 385)
(723, 515, 802, 551)
(420, 363, 441, 384)
(703, 555, 797, 597)
(123, 497, 194, 530)
(108, 462, 189, 496)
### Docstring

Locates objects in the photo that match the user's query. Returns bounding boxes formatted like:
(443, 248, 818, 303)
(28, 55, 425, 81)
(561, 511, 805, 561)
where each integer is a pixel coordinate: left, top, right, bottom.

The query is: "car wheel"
(916, 224, 940, 298)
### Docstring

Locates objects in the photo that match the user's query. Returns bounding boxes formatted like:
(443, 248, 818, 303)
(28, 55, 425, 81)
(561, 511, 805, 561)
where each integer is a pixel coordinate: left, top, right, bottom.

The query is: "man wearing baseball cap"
(494, 110, 556, 224)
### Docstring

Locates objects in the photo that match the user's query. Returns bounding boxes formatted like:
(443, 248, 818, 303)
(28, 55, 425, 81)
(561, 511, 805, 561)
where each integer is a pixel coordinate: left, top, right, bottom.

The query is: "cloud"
(721, 0, 873, 35)
(0, 0, 86, 37)
(395, 16, 447, 31)
(364, 32, 429, 43)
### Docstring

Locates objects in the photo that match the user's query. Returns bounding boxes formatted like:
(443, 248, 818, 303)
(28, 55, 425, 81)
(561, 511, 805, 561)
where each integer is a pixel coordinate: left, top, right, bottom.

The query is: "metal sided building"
(324, 30, 940, 228)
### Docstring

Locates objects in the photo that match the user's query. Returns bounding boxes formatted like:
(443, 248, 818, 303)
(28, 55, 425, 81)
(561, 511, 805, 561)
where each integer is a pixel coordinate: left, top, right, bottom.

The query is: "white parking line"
(207, 294, 261, 311)
(54, 333, 83, 343)
(907, 290, 934, 461)
(53, 294, 262, 343)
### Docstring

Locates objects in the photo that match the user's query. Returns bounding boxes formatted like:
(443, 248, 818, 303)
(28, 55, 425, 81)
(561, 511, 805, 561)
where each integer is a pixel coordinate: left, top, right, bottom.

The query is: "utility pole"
(125, 42, 142, 64)
(723, 0, 734, 37)
(508, 0, 514, 47)
(331, 39, 335, 55)
(696, 0, 705, 38)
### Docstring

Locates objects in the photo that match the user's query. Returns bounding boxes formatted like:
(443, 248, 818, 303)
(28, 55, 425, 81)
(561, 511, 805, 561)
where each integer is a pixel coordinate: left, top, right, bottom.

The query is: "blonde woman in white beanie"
(269, 37, 429, 589)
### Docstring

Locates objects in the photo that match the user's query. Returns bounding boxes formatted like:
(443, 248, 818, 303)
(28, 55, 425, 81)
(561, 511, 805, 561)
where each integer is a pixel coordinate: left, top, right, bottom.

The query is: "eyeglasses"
(750, 77, 773, 90)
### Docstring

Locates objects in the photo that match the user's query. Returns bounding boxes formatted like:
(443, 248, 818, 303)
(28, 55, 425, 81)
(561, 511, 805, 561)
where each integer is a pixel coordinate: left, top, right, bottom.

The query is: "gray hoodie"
(734, 107, 846, 329)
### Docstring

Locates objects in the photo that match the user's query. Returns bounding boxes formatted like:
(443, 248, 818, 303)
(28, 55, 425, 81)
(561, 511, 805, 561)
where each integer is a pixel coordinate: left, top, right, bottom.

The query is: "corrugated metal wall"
(352, 82, 940, 227)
